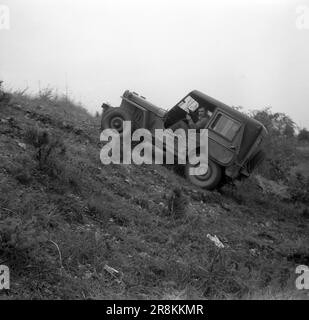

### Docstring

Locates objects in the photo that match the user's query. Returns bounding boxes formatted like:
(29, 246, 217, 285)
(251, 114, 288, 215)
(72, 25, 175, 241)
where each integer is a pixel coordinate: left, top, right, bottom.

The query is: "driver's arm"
(186, 114, 196, 128)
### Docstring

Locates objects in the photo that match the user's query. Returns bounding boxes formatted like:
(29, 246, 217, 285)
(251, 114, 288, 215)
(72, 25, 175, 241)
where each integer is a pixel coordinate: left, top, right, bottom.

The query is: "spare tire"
(101, 108, 132, 134)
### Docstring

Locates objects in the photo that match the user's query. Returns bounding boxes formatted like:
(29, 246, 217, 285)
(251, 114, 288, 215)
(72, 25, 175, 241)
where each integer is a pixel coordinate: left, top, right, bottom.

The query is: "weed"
(167, 187, 189, 219)
(288, 173, 309, 205)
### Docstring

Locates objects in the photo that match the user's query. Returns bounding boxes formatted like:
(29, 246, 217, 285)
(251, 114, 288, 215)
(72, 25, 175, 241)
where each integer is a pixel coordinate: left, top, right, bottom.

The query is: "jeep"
(101, 90, 268, 190)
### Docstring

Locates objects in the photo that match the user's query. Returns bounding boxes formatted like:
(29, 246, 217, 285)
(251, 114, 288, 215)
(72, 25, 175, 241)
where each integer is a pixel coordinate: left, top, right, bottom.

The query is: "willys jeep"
(100, 90, 268, 190)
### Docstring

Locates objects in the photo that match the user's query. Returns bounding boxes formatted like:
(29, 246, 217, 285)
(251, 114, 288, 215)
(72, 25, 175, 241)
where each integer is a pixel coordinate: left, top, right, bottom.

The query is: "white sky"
(1, 0, 309, 128)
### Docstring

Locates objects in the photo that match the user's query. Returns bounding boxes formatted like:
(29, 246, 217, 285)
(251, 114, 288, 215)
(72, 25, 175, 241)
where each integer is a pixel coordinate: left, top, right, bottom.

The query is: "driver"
(186, 107, 210, 129)
(169, 106, 210, 132)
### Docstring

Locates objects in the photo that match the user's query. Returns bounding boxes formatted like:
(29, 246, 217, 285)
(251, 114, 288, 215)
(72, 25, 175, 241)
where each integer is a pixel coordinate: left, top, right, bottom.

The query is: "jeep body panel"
(120, 91, 165, 132)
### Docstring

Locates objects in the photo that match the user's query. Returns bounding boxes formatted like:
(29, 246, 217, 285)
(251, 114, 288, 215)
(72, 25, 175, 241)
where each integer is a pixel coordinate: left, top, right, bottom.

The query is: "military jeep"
(101, 90, 268, 190)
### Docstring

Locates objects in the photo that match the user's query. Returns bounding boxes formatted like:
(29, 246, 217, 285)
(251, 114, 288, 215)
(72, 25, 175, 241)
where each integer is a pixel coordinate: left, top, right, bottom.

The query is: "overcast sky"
(1, 0, 309, 128)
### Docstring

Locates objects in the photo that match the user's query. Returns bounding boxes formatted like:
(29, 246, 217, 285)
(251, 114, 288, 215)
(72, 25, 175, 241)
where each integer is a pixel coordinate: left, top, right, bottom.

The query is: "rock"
(84, 271, 92, 280)
(250, 248, 259, 256)
(220, 203, 232, 212)
(94, 230, 102, 243)
(139, 252, 150, 259)
(17, 142, 26, 150)
(207, 234, 225, 248)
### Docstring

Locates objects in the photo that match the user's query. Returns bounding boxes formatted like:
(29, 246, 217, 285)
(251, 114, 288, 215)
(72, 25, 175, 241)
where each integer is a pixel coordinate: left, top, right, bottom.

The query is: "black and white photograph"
(0, 0, 309, 304)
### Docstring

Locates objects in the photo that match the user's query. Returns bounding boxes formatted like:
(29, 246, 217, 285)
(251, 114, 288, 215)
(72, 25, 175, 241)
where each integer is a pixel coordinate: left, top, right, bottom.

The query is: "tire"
(101, 108, 132, 134)
(185, 159, 222, 190)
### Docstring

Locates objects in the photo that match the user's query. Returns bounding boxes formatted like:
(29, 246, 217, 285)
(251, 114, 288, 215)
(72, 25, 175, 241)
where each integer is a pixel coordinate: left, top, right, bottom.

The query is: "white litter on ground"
(207, 234, 225, 248)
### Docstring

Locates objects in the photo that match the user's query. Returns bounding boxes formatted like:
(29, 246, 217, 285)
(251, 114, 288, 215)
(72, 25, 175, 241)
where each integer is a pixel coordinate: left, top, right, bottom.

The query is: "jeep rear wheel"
(101, 109, 132, 134)
(185, 159, 222, 190)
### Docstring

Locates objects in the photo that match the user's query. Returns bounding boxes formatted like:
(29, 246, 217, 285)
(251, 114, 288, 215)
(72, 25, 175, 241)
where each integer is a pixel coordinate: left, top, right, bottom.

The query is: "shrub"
(38, 87, 55, 101)
(0, 216, 48, 251)
(167, 187, 189, 218)
(23, 127, 84, 193)
(24, 127, 66, 170)
(288, 173, 309, 205)
(250, 108, 297, 182)
(5, 153, 35, 185)
(298, 128, 309, 142)
(0, 214, 49, 269)
(0, 80, 11, 104)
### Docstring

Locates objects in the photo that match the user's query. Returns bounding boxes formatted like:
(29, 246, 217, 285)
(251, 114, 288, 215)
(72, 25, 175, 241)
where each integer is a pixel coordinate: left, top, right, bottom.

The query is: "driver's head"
(198, 107, 207, 119)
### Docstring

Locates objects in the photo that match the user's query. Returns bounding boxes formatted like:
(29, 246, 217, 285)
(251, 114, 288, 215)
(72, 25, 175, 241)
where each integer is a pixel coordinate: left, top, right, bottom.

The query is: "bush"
(250, 108, 297, 182)
(4, 153, 36, 185)
(0, 216, 48, 251)
(24, 127, 66, 169)
(0, 80, 11, 104)
(167, 187, 189, 218)
(23, 127, 84, 193)
(298, 128, 309, 142)
(0, 214, 49, 270)
(288, 173, 309, 205)
(38, 87, 55, 101)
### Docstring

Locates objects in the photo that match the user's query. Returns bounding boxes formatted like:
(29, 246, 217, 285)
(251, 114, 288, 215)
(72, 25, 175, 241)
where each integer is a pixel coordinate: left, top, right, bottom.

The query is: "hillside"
(0, 91, 309, 300)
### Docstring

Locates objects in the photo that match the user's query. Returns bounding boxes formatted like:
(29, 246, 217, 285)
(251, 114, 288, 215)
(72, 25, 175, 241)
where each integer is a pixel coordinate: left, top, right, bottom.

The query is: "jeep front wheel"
(185, 159, 222, 190)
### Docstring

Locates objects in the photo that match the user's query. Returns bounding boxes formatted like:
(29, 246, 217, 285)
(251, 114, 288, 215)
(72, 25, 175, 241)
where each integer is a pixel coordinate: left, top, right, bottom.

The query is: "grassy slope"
(0, 93, 308, 300)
